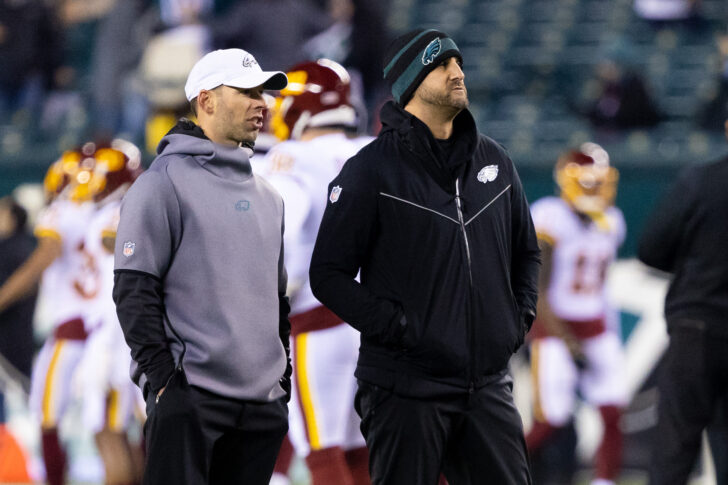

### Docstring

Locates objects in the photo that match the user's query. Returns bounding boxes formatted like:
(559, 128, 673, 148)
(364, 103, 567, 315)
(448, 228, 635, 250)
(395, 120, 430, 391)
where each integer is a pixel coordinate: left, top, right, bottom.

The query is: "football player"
(0, 141, 140, 485)
(259, 59, 372, 485)
(74, 139, 145, 485)
(0, 145, 97, 485)
(525, 143, 627, 485)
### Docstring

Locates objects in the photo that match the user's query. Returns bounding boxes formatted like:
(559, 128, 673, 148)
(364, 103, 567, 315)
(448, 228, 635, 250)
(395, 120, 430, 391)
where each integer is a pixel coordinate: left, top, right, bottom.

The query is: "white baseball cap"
(184, 48, 288, 102)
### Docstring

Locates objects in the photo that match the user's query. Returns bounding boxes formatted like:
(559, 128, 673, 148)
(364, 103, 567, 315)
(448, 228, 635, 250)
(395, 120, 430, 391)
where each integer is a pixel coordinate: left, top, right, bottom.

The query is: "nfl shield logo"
(477, 165, 499, 184)
(123, 241, 136, 257)
(329, 185, 342, 203)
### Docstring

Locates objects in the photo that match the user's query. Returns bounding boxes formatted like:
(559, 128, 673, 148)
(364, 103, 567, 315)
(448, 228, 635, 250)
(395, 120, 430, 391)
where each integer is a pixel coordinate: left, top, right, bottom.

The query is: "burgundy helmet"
(61, 139, 143, 203)
(90, 138, 144, 203)
(554, 142, 619, 215)
(272, 59, 358, 140)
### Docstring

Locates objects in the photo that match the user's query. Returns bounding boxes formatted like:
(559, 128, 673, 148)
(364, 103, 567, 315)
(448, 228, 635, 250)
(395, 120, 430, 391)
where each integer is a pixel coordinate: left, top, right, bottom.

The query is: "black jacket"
(638, 156, 728, 335)
(309, 102, 540, 396)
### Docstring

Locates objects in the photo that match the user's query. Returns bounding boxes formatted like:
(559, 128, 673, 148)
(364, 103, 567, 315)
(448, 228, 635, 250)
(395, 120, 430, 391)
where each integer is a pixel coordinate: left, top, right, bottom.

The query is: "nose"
(251, 95, 266, 111)
(448, 59, 465, 81)
(452, 62, 465, 79)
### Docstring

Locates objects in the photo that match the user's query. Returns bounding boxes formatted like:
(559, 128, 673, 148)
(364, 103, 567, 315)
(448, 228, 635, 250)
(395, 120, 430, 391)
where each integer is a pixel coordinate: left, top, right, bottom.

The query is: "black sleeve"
(509, 159, 540, 328)
(638, 169, 695, 272)
(278, 294, 292, 401)
(113, 269, 175, 394)
(309, 155, 405, 344)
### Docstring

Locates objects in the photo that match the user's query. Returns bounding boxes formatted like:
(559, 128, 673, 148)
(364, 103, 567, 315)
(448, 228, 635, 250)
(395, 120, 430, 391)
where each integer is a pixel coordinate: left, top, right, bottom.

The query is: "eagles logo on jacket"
(309, 101, 540, 397)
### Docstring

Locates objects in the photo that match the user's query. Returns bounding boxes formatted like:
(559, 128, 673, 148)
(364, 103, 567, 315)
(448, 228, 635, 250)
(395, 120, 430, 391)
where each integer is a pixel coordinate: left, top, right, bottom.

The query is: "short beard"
(418, 84, 469, 111)
(218, 108, 257, 145)
(236, 129, 258, 145)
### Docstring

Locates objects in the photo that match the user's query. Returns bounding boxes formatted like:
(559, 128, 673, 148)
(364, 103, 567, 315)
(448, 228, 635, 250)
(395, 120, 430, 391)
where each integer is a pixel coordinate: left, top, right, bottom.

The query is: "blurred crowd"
(1, 0, 727, 157)
(0, 0, 390, 157)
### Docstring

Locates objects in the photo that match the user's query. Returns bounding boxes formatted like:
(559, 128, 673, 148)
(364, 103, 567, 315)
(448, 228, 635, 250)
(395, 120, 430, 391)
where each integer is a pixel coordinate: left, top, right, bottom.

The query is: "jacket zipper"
(454, 179, 472, 285)
(455, 178, 476, 396)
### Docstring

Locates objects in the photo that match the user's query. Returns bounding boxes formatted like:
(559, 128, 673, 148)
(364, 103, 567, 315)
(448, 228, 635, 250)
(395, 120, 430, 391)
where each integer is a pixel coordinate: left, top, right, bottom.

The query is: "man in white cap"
(112, 49, 292, 484)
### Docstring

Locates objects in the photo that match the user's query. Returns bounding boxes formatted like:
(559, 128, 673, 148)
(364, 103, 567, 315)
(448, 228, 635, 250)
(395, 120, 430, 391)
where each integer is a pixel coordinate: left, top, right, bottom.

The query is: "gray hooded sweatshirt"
(114, 121, 288, 401)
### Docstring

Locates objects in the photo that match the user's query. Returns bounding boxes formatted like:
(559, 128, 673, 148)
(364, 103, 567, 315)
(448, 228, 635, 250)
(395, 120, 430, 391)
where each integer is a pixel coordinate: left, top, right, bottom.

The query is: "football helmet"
(271, 59, 357, 140)
(43, 150, 82, 202)
(91, 138, 143, 203)
(64, 139, 143, 203)
(555, 142, 618, 215)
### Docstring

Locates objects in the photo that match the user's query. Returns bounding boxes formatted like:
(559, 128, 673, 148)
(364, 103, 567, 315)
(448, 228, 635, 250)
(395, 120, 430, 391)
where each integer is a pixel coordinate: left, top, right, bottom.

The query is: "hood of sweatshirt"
(156, 118, 254, 182)
(378, 101, 478, 193)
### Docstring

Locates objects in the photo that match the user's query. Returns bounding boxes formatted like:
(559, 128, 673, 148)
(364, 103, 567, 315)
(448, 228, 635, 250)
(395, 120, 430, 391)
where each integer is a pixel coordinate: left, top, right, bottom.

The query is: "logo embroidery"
(477, 165, 499, 184)
(422, 38, 442, 65)
(235, 200, 251, 211)
(122, 241, 136, 257)
(329, 185, 342, 203)
(242, 55, 258, 68)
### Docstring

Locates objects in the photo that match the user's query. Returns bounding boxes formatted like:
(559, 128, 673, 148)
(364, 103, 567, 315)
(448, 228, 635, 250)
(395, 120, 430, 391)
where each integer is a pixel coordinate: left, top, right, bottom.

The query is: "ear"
(197, 89, 217, 115)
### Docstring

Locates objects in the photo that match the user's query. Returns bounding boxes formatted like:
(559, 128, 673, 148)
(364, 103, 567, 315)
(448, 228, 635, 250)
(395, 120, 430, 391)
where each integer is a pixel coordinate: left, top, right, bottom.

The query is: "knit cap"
(382, 29, 463, 106)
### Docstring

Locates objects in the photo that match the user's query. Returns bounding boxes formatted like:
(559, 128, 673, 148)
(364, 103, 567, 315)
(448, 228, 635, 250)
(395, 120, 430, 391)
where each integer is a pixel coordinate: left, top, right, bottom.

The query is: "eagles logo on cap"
(422, 38, 442, 65)
(382, 29, 462, 105)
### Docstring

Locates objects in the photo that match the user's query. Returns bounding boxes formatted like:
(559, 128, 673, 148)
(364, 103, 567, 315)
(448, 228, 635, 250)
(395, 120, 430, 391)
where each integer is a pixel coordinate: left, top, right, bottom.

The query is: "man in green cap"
(310, 28, 540, 484)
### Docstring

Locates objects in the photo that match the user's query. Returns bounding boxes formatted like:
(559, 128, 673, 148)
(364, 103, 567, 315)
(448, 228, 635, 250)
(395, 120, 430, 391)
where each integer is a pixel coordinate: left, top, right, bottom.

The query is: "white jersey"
(75, 200, 143, 431)
(81, 201, 121, 332)
(530, 196, 625, 322)
(259, 133, 373, 315)
(34, 198, 100, 328)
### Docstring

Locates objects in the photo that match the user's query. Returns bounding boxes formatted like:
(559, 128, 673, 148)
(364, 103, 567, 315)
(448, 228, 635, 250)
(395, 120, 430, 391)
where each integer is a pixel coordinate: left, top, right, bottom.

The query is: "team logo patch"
(422, 38, 442, 65)
(329, 185, 342, 203)
(122, 241, 136, 257)
(477, 165, 499, 184)
(235, 200, 250, 211)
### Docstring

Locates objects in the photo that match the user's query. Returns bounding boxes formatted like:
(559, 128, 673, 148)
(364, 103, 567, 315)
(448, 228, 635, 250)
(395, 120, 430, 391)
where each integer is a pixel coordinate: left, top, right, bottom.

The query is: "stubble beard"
(420, 84, 469, 112)
(218, 103, 258, 145)
(229, 116, 258, 145)
(236, 127, 258, 145)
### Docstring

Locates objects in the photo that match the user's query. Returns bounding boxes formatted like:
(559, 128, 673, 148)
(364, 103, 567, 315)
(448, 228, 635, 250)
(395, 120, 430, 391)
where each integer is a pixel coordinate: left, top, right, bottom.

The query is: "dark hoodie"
(638, 156, 728, 335)
(309, 102, 540, 397)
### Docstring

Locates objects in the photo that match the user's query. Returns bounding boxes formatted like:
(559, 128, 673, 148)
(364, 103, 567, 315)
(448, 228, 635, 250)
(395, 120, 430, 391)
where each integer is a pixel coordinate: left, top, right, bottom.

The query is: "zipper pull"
(455, 179, 465, 211)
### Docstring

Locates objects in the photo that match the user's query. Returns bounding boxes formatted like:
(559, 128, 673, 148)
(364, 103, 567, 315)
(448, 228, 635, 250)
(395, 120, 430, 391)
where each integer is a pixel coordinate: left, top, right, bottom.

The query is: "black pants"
(649, 323, 728, 485)
(355, 375, 531, 485)
(708, 396, 728, 485)
(143, 368, 288, 485)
